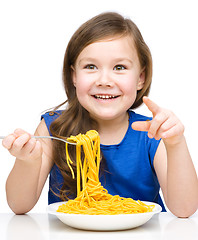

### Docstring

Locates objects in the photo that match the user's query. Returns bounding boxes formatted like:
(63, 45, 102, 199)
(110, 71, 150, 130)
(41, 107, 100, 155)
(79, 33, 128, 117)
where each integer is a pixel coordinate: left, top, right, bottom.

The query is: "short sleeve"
(41, 111, 62, 136)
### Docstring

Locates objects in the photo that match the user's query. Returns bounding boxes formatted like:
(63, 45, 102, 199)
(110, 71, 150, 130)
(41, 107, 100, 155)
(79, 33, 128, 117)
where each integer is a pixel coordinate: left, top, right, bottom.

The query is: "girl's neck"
(97, 112, 129, 145)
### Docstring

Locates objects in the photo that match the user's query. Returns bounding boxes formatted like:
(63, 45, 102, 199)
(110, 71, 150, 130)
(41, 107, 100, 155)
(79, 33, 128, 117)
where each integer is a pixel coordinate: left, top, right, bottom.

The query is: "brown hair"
(50, 12, 153, 200)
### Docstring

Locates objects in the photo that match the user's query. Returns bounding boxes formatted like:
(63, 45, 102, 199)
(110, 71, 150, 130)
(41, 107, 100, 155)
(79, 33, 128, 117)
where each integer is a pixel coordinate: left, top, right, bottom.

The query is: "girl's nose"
(95, 71, 114, 87)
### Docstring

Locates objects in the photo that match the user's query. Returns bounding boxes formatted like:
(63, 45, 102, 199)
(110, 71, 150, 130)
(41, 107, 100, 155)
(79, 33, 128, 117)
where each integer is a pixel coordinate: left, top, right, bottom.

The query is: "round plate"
(47, 201, 162, 231)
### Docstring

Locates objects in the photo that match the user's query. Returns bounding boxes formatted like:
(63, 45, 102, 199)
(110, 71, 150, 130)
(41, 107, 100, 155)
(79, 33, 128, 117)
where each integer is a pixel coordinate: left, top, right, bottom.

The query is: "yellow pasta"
(57, 130, 154, 215)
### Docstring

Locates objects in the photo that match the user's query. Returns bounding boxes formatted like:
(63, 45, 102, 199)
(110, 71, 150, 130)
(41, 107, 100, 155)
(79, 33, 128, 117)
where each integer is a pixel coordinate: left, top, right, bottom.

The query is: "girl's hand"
(2, 128, 42, 161)
(132, 97, 185, 146)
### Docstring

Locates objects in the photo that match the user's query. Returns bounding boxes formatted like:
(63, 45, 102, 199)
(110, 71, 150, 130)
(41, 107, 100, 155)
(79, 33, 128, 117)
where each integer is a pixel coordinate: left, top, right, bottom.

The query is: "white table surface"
(0, 211, 198, 240)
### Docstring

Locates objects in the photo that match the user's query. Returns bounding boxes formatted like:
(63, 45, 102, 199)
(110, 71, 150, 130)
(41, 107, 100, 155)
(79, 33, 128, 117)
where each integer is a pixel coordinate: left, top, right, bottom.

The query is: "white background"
(0, 0, 197, 213)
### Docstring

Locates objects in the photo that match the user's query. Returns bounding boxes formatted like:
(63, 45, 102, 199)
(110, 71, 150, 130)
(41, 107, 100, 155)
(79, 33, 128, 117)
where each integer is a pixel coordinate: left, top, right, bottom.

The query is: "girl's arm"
(154, 137, 198, 217)
(3, 119, 53, 214)
(132, 97, 198, 217)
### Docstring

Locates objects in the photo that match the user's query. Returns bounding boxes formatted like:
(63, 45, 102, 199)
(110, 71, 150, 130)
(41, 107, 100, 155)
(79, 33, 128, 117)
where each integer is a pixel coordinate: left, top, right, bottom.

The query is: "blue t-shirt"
(41, 110, 166, 211)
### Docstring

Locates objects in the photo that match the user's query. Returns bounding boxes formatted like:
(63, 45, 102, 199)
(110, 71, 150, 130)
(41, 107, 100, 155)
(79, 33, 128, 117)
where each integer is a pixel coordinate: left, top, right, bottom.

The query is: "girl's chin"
(90, 110, 128, 122)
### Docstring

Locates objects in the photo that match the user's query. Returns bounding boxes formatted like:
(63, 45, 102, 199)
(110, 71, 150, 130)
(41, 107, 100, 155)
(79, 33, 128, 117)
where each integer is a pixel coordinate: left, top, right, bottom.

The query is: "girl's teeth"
(95, 95, 116, 99)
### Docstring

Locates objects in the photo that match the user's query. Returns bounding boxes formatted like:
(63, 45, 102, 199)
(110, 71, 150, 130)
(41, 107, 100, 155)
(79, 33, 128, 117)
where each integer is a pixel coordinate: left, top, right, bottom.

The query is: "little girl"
(3, 12, 198, 217)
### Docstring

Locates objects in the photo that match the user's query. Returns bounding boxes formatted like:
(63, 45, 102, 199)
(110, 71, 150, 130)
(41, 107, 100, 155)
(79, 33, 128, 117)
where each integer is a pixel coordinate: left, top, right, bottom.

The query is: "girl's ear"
(137, 69, 145, 90)
(71, 65, 76, 87)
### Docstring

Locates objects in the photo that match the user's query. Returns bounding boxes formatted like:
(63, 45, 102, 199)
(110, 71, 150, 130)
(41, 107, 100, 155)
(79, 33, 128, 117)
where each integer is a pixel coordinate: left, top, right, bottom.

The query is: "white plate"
(47, 201, 162, 231)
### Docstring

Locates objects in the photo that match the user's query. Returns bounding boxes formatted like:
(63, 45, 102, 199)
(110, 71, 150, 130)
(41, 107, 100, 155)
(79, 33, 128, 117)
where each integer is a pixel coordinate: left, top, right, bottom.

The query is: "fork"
(0, 135, 76, 145)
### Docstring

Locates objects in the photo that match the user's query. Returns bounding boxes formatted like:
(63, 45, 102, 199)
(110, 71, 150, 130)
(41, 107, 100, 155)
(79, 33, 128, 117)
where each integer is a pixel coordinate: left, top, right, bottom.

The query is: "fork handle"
(0, 135, 76, 145)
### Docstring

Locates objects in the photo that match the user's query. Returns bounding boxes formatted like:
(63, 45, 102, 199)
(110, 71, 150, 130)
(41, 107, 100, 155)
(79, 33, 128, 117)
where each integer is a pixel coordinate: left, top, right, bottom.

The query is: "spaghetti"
(57, 130, 154, 215)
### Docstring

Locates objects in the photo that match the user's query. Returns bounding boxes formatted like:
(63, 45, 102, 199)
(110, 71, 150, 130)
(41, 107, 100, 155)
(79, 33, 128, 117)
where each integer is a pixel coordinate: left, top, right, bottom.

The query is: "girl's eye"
(84, 64, 97, 70)
(114, 65, 126, 71)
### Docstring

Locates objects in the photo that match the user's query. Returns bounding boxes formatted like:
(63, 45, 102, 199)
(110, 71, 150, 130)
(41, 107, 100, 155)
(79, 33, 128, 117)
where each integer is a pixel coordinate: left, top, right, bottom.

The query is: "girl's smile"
(72, 36, 145, 122)
(93, 94, 120, 100)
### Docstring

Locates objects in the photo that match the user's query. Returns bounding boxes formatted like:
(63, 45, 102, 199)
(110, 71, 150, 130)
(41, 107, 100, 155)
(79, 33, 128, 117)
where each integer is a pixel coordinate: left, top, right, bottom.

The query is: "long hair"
(50, 12, 153, 200)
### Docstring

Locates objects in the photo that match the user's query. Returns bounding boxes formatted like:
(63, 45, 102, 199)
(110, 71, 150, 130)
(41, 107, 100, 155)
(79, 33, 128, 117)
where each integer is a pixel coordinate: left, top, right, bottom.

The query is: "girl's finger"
(143, 97, 160, 116)
(157, 115, 177, 134)
(14, 128, 29, 137)
(131, 120, 151, 132)
(148, 111, 169, 138)
(10, 133, 31, 154)
(153, 120, 175, 140)
(2, 134, 16, 149)
(22, 138, 37, 154)
(161, 124, 184, 139)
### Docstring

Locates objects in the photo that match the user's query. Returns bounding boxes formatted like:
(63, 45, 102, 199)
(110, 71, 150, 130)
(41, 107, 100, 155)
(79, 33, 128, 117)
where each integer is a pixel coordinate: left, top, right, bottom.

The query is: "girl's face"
(72, 36, 145, 122)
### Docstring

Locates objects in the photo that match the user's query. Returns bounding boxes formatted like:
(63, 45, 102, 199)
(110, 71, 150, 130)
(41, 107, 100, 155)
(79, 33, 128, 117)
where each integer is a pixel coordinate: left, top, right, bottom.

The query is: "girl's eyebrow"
(113, 58, 133, 64)
(78, 57, 97, 65)
(78, 57, 133, 65)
